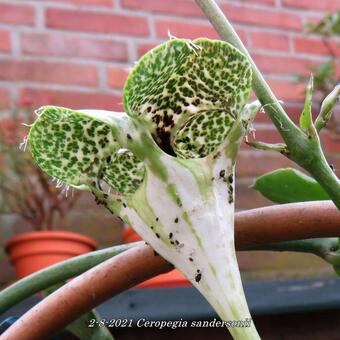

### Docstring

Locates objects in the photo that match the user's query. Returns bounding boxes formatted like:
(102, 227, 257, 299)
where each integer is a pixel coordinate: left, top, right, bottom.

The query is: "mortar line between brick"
(0, 80, 122, 95)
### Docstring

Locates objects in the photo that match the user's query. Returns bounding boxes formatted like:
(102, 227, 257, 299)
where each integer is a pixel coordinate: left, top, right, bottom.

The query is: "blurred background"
(0, 0, 339, 297)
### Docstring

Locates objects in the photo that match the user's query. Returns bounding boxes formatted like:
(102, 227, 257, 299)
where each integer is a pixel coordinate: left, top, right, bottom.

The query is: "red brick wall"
(0, 0, 339, 210)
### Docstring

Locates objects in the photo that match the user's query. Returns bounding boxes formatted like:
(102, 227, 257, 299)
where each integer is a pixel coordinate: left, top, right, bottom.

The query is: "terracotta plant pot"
(123, 226, 191, 288)
(6, 230, 97, 279)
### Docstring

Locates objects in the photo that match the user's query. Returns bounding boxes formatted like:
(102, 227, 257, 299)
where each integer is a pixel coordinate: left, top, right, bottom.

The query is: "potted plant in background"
(0, 103, 97, 279)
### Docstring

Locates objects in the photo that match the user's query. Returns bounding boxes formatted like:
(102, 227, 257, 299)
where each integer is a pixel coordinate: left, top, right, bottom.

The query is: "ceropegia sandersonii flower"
(28, 38, 260, 339)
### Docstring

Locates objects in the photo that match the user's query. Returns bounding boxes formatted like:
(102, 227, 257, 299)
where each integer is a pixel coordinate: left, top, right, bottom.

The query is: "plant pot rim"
(5, 230, 97, 254)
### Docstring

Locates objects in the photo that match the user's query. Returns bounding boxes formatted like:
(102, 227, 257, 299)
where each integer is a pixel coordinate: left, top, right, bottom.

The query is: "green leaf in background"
(251, 168, 330, 204)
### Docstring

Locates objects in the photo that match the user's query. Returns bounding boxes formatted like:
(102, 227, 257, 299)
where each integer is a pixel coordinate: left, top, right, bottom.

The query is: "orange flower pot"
(6, 231, 97, 279)
(123, 227, 191, 288)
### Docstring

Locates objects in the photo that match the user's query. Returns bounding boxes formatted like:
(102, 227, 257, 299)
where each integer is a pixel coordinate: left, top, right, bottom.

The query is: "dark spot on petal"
(195, 273, 202, 283)
(174, 106, 182, 115)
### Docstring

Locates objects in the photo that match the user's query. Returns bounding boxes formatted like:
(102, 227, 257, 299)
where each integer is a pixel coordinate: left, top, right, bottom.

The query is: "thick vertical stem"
(305, 142, 340, 207)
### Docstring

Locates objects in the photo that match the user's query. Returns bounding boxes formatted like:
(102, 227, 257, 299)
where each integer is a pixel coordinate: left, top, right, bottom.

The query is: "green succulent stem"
(195, 0, 340, 209)
(300, 141, 340, 205)
(249, 238, 338, 259)
(250, 237, 340, 273)
(245, 141, 288, 154)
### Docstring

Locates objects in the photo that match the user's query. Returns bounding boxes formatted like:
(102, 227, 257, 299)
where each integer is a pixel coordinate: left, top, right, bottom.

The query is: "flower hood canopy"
(124, 38, 252, 158)
(29, 38, 252, 197)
